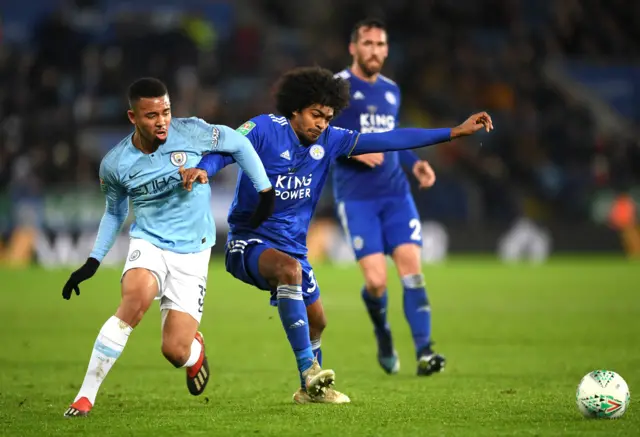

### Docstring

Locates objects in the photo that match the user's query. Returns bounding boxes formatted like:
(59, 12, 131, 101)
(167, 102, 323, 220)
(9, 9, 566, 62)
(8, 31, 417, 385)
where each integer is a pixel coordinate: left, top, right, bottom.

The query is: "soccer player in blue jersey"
(60, 78, 274, 417)
(331, 18, 444, 376)
(181, 67, 492, 404)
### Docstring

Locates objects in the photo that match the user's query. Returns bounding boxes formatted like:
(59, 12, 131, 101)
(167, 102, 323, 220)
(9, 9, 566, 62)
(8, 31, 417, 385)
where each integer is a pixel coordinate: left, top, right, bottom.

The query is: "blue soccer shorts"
(225, 237, 320, 307)
(336, 193, 423, 260)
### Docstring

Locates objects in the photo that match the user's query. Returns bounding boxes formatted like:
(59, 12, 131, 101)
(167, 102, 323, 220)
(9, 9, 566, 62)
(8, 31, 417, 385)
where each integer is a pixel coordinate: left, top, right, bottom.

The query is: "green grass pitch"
(1, 257, 639, 436)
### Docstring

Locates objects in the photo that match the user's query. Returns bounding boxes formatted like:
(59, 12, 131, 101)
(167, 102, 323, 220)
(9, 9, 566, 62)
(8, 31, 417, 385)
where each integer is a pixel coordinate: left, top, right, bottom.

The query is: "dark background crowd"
(1, 0, 639, 229)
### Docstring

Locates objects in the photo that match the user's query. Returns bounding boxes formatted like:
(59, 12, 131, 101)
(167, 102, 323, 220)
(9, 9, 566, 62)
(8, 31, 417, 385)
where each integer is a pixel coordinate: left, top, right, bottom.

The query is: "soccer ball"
(576, 370, 630, 419)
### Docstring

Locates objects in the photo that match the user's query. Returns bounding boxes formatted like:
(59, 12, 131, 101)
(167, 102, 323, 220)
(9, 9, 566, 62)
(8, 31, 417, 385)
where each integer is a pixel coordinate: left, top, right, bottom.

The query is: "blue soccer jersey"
(90, 117, 271, 261)
(197, 115, 452, 258)
(225, 114, 360, 256)
(331, 68, 417, 201)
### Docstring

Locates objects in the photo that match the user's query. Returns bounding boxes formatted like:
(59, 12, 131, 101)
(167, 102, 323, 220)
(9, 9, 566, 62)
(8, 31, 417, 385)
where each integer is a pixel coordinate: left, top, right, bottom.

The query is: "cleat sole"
(305, 369, 335, 397)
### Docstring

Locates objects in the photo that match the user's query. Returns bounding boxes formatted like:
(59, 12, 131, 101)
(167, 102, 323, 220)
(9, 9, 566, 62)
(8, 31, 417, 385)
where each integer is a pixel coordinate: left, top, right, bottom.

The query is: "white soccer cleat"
(293, 387, 351, 404)
(301, 359, 335, 397)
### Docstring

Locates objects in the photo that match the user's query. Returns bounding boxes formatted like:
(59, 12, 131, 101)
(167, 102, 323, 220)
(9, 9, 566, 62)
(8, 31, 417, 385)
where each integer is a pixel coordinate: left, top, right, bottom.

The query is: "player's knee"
(116, 298, 148, 328)
(364, 274, 387, 297)
(309, 314, 327, 339)
(309, 320, 326, 340)
(161, 338, 191, 368)
(275, 256, 302, 285)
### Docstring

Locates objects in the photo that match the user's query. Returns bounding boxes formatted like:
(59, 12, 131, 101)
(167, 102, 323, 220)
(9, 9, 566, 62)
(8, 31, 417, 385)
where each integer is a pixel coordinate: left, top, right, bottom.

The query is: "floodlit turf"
(1, 257, 639, 436)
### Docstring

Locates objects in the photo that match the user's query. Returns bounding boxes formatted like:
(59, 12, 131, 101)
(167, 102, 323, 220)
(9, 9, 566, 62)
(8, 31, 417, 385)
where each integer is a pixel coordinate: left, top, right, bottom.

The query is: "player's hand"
(451, 112, 494, 138)
(413, 160, 436, 189)
(248, 187, 275, 228)
(179, 166, 208, 191)
(351, 153, 384, 168)
(62, 257, 100, 300)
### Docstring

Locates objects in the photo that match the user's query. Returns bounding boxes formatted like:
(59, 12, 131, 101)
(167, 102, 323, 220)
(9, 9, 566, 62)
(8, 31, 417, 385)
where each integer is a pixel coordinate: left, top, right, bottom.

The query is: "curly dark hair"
(274, 67, 351, 119)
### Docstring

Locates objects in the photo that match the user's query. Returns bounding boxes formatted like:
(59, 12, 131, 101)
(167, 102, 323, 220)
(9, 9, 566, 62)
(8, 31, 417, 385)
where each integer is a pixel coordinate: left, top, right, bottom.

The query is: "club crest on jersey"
(309, 145, 325, 160)
(170, 151, 187, 167)
(353, 236, 364, 251)
(385, 91, 397, 105)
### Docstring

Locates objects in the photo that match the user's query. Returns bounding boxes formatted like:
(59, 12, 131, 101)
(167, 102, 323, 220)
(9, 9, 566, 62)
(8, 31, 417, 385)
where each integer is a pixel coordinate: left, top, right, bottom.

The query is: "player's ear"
(348, 42, 357, 57)
(126, 109, 136, 125)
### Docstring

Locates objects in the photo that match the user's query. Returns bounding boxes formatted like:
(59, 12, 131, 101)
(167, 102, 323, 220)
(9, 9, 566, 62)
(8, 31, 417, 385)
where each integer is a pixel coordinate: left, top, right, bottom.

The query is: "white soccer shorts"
(122, 238, 211, 323)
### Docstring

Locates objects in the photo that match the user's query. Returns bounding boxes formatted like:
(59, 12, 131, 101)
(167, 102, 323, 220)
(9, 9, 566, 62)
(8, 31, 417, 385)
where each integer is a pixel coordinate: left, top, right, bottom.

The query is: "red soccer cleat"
(186, 331, 210, 396)
(63, 396, 92, 417)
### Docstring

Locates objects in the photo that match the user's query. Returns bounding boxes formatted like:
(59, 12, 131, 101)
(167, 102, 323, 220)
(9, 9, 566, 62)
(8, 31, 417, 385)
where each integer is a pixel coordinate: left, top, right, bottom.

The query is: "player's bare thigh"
(258, 248, 303, 287)
(116, 268, 159, 328)
(358, 253, 388, 297)
(391, 243, 422, 277)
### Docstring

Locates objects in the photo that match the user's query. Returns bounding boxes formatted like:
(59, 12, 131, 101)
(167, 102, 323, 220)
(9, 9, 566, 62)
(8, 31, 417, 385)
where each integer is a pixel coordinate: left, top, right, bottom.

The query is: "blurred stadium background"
(2, 2, 640, 435)
(2, 0, 639, 267)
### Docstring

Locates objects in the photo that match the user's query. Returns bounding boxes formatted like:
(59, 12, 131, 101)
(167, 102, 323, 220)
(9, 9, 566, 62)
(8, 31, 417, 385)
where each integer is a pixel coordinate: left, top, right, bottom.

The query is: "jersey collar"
(347, 67, 379, 87)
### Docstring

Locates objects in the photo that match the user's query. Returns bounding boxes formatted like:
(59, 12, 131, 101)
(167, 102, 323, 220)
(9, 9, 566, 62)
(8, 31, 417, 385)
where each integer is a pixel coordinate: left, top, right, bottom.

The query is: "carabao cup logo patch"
(170, 151, 187, 167)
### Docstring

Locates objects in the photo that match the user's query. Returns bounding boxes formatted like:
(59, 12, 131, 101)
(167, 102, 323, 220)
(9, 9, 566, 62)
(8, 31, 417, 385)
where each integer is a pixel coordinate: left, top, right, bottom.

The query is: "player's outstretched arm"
(195, 126, 274, 228)
(181, 153, 235, 191)
(350, 112, 493, 156)
(211, 126, 272, 192)
(62, 179, 129, 300)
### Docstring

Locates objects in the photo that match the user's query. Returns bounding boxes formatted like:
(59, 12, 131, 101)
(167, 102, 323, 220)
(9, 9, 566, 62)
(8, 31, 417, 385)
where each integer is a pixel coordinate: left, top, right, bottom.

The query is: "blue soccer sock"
(361, 286, 394, 356)
(402, 274, 432, 358)
(311, 338, 322, 367)
(277, 285, 314, 387)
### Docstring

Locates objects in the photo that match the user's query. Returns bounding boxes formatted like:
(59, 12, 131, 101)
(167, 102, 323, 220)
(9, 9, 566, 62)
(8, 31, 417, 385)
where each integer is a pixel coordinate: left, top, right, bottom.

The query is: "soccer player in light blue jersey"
(181, 67, 493, 404)
(331, 18, 445, 377)
(60, 78, 273, 417)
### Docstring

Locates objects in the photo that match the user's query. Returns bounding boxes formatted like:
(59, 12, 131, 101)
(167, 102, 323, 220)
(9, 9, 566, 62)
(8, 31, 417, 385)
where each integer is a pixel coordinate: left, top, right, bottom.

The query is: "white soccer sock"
(181, 338, 202, 368)
(75, 316, 132, 405)
(311, 339, 321, 353)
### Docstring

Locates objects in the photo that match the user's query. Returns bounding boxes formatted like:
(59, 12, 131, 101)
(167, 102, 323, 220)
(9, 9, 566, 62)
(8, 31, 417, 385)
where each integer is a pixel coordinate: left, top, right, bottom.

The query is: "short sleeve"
(234, 117, 264, 153)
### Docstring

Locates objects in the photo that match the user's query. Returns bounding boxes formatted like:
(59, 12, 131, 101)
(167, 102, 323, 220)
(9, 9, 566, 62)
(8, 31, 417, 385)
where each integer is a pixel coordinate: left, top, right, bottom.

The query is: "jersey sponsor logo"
(280, 150, 291, 160)
(131, 174, 182, 196)
(353, 91, 365, 100)
(385, 91, 397, 105)
(129, 169, 143, 179)
(359, 113, 395, 133)
(274, 174, 313, 200)
(170, 151, 187, 167)
(236, 121, 256, 136)
(309, 145, 325, 160)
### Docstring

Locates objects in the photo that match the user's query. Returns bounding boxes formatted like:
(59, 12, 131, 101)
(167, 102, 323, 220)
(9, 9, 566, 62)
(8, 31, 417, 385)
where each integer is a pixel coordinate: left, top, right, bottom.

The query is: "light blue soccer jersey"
(90, 117, 271, 261)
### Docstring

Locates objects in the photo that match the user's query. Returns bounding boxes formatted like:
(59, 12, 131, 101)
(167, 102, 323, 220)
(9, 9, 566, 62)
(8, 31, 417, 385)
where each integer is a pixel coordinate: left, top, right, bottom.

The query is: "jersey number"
(197, 285, 207, 313)
(307, 270, 317, 294)
(409, 219, 422, 241)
